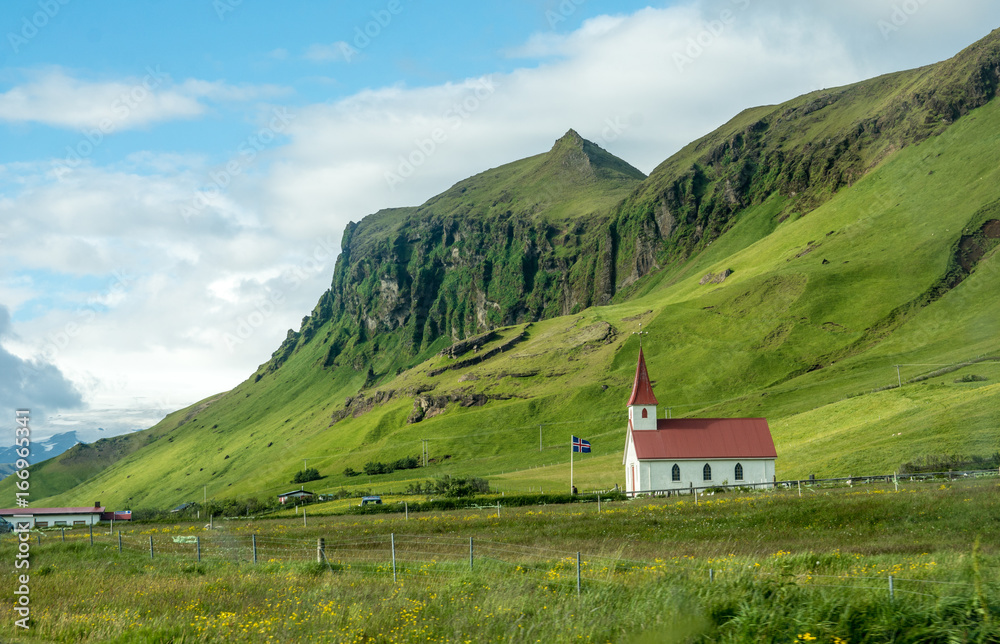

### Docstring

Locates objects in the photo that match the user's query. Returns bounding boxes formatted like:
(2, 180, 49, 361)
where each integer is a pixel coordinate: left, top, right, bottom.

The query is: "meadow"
(1, 477, 997, 643)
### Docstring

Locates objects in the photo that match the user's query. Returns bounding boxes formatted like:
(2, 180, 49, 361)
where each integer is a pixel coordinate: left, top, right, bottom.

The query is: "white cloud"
(0, 68, 200, 130)
(2, 0, 999, 443)
(176, 79, 292, 102)
(303, 41, 355, 63)
(0, 305, 84, 429)
(0, 68, 292, 131)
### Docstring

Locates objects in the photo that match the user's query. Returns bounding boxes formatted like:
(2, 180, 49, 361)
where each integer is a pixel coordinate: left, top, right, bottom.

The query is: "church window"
(734, 463, 744, 481)
(703, 463, 712, 481)
(671, 464, 680, 481)
(641, 408, 648, 419)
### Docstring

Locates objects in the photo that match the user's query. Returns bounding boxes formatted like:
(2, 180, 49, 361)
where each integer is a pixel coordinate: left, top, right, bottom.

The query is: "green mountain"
(11, 30, 1000, 509)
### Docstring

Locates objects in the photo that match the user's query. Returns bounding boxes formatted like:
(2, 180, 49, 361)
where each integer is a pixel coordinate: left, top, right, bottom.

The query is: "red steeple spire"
(627, 348, 658, 406)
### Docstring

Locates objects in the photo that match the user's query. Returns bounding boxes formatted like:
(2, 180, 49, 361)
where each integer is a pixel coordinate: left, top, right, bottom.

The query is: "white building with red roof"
(0, 504, 107, 529)
(623, 348, 776, 496)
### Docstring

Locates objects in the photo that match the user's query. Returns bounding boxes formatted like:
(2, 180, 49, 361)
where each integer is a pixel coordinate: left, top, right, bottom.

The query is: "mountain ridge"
(8, 29, 1000, 508)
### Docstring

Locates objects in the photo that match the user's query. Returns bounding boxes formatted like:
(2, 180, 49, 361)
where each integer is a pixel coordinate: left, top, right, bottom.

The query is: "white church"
(623, 348, 777, 496)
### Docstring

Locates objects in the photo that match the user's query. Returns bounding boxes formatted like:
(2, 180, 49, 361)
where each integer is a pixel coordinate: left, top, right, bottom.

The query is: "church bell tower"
(627, 347, 658, 430)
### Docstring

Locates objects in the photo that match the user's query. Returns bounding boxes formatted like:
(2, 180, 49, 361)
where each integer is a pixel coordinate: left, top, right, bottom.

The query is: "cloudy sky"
(1, 0, 998, 444)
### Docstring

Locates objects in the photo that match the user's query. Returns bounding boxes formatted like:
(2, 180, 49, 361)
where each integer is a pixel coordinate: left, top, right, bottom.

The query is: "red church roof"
(627, 348, 659, 406)
(631, 418, 776, 459)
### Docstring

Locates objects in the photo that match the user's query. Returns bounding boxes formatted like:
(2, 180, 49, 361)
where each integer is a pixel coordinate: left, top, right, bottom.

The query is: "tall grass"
(1, 480, 997, 642)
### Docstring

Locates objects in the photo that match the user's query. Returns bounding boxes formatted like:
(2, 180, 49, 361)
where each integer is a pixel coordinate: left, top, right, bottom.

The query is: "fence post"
(317, 538, 325, 563)
(37, 533, 41, 546)
(888, 575, 894, 601)
(118, 532, 122, 554)
(598, 494, 601, 513)
(303, 508, 307, 527)
(496, 501, 500, 518)
(469, 537, 474, 571)
(61, 527, 65, 542)
(252, 534, 258, 564)
(405, 501, 408, 521)
(710, 568, 714, 583)
(149, 535, 154, 559)
(391, 533, 397, 583)
(197, 536, 201, 563)
(798, 480, 802, 497)
(90, 524, 94, 546)
(576, 552, 582, 596)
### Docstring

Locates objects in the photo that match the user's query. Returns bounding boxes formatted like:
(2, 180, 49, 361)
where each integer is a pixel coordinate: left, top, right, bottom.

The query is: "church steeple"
(627, 348, 658, 430)
(627, 348, 658, 406)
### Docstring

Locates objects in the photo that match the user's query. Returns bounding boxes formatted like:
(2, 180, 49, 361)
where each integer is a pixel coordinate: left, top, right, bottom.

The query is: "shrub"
(292, 467, 322, 484)
(361, 456, 422, 477)
(363, 461, 387, 476)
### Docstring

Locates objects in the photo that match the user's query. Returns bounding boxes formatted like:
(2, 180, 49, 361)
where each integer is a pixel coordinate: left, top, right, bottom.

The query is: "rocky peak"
(542, 129, 646, 185)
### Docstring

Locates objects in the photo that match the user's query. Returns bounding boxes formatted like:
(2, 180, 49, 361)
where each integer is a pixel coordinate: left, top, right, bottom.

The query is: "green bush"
(361, 456, 421, 477)
(292, 467, 322, 484)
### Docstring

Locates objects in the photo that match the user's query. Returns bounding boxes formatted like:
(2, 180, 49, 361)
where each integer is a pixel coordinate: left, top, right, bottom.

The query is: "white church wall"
(643, 458, 774, 492)
(624, 437, 639, 495)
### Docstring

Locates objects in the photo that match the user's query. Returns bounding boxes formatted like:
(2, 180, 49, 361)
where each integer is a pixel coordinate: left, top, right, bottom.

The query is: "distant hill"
(8, 29, 1000, 509)
(0, 431, 82, 479)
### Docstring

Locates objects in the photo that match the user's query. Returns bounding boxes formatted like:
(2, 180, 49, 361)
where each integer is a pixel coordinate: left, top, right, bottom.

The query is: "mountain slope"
(262, 130, 645, 384)
(11, 30, 1000, 509)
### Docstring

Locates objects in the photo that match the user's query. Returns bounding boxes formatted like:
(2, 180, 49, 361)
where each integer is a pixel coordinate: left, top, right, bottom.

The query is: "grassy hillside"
(8, 34, 1000, 511)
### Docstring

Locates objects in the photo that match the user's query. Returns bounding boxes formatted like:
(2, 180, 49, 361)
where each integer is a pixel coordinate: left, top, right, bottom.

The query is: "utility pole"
(303, 458, 308, 471)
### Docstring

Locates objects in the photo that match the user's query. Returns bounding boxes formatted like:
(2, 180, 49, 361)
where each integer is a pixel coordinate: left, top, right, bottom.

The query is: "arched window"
(641, 408, 648, 419)
(671, 464, 680, 482)
(734, 463, 744, 481)
(703, 463, 712, 481)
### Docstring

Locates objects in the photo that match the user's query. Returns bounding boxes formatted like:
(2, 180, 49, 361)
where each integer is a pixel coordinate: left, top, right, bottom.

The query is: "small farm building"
(0, 505, 107, 529)
(277, 489, 315, 504)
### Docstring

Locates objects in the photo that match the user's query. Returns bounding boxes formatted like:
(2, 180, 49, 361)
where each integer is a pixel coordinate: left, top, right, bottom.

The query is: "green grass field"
(1, 478, 997, 643)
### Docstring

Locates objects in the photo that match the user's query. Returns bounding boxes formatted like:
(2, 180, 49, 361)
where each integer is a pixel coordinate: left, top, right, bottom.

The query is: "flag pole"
(570, 436, 574, 495)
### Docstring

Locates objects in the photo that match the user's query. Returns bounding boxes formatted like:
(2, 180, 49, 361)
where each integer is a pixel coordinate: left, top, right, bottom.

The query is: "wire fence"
(630, 468, 1000, 499)
(28, 526, 986, 603)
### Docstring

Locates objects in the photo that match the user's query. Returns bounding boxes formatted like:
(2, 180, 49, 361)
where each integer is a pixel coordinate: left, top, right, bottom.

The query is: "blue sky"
(1, 1, 651, 168)
(1, 0, 999, 443)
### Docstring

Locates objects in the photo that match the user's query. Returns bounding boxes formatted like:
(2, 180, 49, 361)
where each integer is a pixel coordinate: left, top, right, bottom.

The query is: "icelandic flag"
(572, 436, 591, 453)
